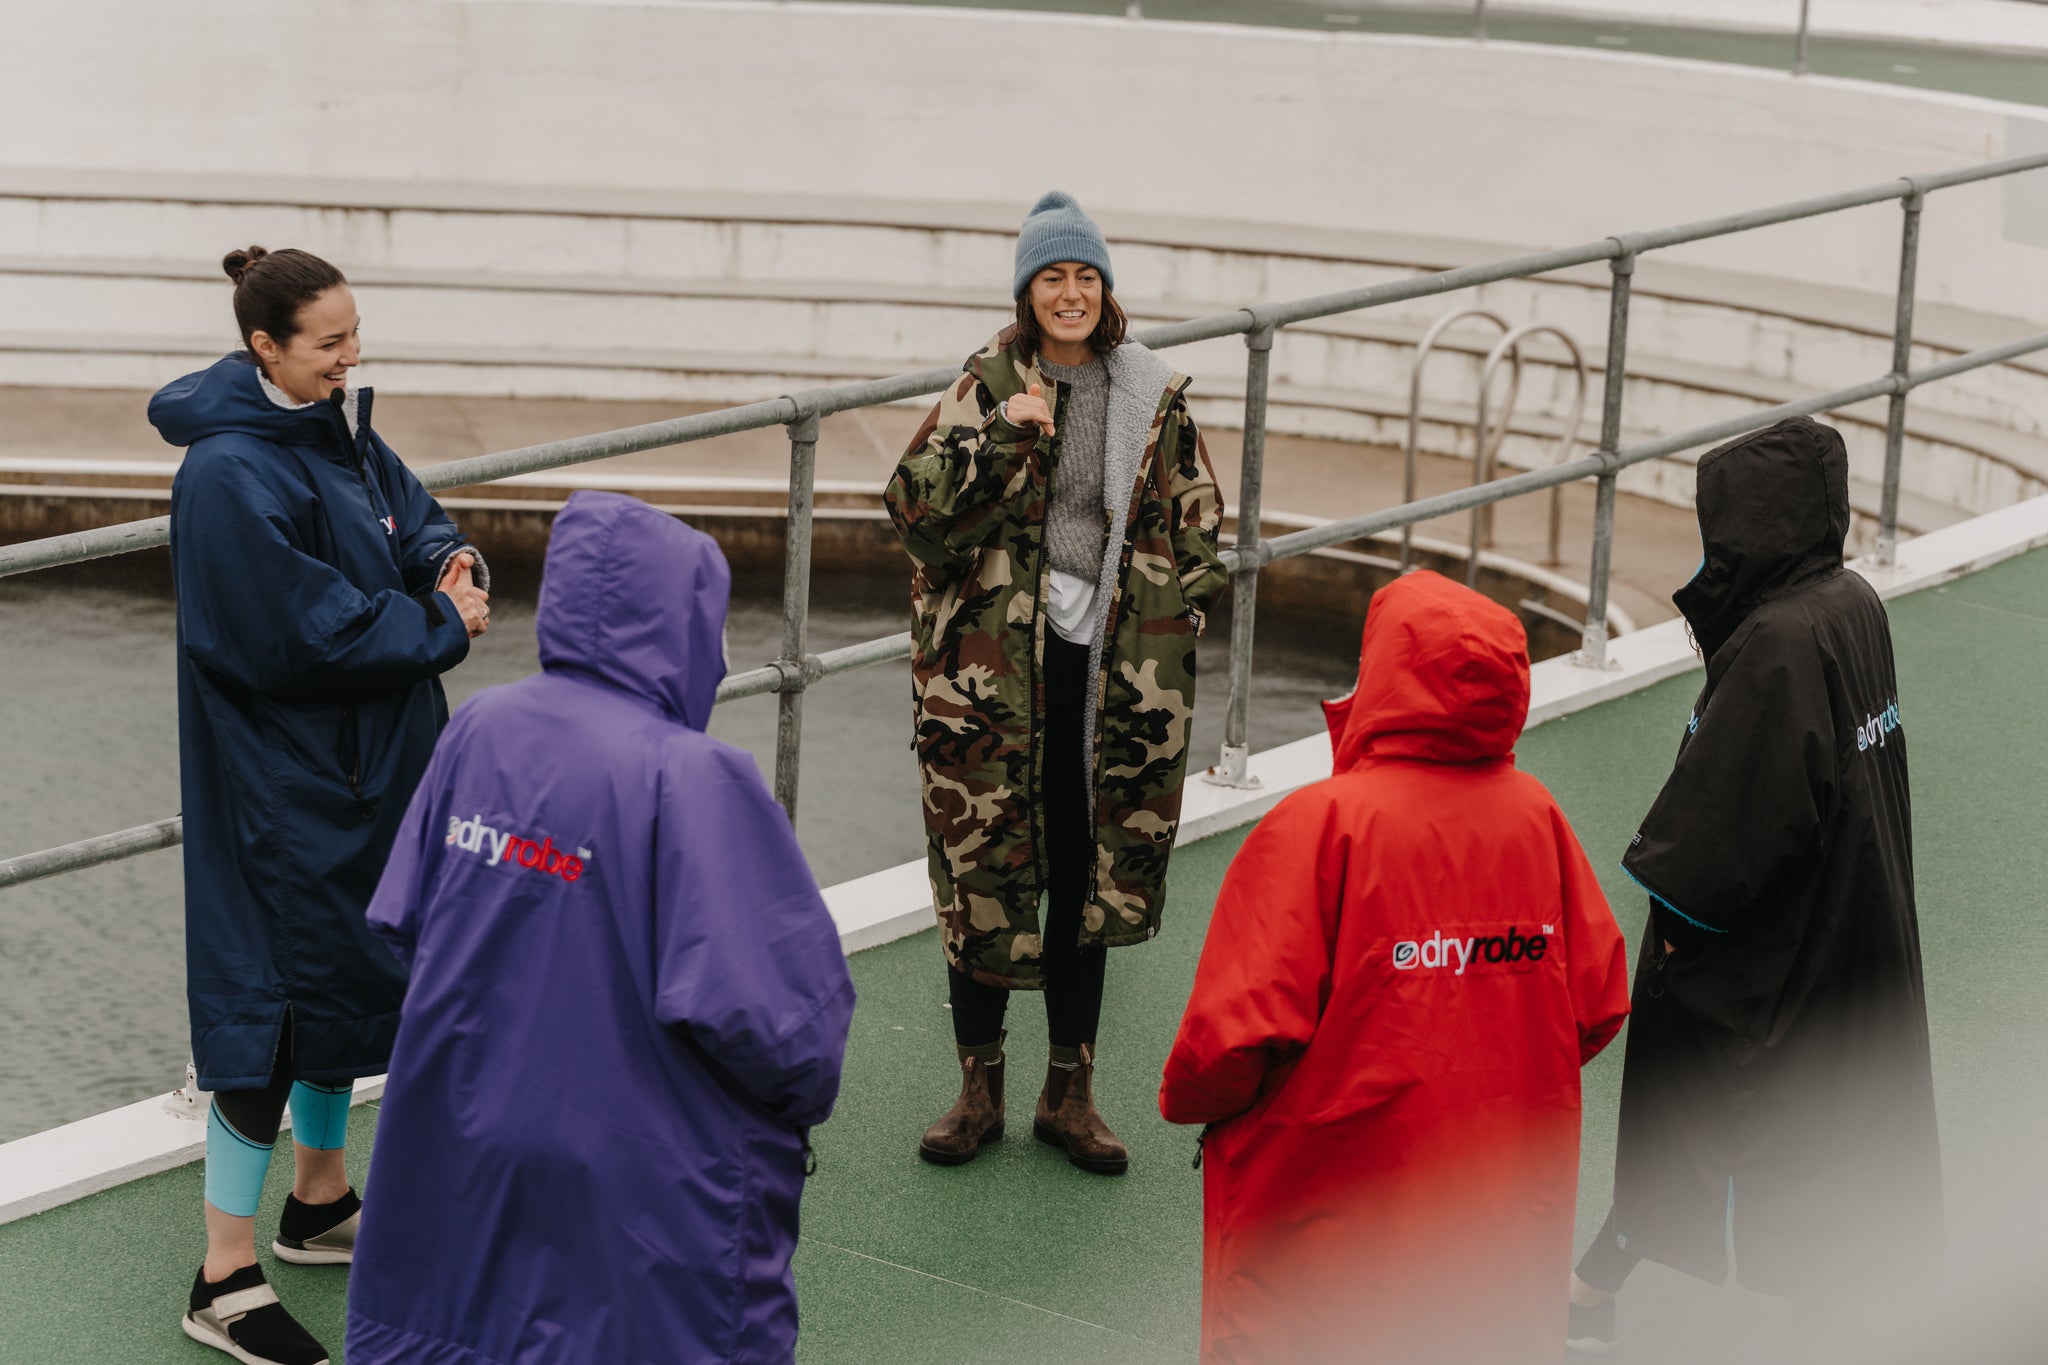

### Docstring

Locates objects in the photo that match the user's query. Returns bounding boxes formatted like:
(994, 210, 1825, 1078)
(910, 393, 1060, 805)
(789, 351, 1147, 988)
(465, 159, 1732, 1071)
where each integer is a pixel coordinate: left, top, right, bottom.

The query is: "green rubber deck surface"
(3, 547, 2045, 1363)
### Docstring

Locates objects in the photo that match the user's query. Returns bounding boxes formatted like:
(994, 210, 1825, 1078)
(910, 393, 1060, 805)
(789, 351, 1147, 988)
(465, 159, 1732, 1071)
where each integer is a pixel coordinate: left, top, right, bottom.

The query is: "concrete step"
(5, 315, 2034, 536)
(3, 173, 2041, 404)
(5, 266, 2040, 473)
(4, 253, 2042, 453)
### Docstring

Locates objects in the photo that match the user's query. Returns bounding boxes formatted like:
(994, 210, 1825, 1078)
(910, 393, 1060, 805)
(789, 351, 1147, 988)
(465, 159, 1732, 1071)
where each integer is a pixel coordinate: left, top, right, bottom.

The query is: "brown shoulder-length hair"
(1013, 288, 1128, 359)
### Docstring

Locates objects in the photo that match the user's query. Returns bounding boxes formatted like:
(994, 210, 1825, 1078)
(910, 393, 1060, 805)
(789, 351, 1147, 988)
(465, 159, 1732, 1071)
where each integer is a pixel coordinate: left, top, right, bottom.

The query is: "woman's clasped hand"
(437, 552, 490, 637)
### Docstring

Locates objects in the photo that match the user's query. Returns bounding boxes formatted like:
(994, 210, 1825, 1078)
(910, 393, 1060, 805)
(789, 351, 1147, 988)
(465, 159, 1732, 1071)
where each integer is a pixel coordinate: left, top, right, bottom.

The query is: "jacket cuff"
(1621, 861, 1728, 948)
(978, 401, 1037, 447)
(425, 591, 472, 667)
(424, 540, 489, 592)
(1652, 901, 1717, 955)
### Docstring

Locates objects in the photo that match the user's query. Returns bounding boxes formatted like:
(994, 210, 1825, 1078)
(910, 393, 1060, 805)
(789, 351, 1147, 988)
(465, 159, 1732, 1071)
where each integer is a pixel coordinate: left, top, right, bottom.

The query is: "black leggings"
(212, 1026, 299, 1147)
(948, 631, 1108, 1050)
(1575, 1207, 1642, 1295)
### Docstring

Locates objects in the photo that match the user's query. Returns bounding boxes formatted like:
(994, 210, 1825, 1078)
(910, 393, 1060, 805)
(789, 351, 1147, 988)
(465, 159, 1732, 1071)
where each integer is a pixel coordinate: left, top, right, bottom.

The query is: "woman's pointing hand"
(1003, 383, 1055, 439)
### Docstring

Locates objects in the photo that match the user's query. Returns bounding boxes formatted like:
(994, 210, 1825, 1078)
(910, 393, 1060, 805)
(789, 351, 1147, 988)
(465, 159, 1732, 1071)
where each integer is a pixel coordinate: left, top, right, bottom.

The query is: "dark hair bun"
(222, 245, 270, 283)
(220, 246, 347, 351)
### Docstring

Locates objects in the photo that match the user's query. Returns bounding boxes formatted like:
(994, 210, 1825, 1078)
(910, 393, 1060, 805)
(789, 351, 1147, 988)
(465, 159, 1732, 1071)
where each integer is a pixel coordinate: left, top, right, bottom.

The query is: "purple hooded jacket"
(347, 491, 855, 1365)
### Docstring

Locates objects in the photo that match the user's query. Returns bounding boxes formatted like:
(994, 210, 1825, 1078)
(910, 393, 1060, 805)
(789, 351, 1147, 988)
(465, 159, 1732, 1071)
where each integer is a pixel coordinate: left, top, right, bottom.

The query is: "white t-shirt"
(1047, 568, 1099, 644)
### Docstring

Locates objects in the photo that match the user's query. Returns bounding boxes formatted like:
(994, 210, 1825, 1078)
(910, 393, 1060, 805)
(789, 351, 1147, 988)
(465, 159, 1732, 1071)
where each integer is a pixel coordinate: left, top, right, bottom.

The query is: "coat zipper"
(329, 390, 398, 565)
(326, 391, 367, 483)
(1028, 369, 1058, 895)
(315, 394, 377, 817)
(336, 409, 368, 808)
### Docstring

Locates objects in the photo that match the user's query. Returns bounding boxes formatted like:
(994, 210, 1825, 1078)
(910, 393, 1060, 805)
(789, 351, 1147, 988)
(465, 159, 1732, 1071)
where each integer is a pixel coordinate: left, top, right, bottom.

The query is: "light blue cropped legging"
(204, 1078, 353, 1218)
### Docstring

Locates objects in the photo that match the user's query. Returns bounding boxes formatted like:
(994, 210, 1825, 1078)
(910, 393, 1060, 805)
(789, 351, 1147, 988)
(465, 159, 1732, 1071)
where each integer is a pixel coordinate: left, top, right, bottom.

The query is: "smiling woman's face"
(252, 284, 360, 404)
(1027, 262, 1102, 356)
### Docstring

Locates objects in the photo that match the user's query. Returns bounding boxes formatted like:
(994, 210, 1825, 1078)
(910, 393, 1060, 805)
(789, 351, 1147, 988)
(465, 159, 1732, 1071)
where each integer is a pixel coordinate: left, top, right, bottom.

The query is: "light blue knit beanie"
(1013, 190, 1114, 299)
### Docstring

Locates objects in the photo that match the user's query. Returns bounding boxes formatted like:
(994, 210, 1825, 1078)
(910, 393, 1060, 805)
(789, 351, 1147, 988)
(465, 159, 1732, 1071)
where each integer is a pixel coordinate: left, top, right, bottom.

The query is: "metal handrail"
(1401, 308, 1517, 573)
(1249, 328, 2048, 568)
(7, 325, 2045, 891)
(1468, 323, 1588, 579)
(4, 148, 2048, 889)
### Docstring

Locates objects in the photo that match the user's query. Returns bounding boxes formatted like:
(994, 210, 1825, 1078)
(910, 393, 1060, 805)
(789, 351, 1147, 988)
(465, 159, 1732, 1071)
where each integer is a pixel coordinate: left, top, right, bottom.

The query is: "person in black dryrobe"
(1567, 417, 1944, 1352)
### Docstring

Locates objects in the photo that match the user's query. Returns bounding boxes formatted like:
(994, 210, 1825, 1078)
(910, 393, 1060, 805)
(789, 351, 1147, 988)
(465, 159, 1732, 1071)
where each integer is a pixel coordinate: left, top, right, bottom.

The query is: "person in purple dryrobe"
(346, 490, 856, 1365)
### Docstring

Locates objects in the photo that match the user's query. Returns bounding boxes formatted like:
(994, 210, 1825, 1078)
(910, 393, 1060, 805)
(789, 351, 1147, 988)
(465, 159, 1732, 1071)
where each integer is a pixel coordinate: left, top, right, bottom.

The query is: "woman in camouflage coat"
(885, 192, 1226, 1174)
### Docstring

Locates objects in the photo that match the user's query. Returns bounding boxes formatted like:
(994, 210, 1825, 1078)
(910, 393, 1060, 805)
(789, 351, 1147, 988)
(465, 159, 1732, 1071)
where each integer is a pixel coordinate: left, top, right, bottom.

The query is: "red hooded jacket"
(1159, 571, 1630, 1364)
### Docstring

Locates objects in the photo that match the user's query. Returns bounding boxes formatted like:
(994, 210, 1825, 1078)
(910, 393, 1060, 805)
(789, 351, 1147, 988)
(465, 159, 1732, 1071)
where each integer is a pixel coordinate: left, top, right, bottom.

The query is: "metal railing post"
(1793, 0, 1812, 75)
(1877, 186, 1925, 567)
(1210, 321, 1274, 790)
(165, 1059, 205, 1120)
(1575, 250, 1634, 669)
(1475, 0, 1487, 43)
(773, 401, 822, 818)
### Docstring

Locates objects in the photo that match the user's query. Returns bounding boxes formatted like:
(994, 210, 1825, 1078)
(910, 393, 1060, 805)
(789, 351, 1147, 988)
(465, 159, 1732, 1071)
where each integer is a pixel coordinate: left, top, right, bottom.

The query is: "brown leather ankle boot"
(1033, 1043, 1129, 1175)
(918, 1039, 1005, 1166)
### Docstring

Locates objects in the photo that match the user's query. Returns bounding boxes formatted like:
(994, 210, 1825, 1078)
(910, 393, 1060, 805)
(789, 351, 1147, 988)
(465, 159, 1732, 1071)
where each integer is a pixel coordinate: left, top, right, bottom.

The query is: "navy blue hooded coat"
(348, 491, 854, 1365)
(154, 354, 475, 1090)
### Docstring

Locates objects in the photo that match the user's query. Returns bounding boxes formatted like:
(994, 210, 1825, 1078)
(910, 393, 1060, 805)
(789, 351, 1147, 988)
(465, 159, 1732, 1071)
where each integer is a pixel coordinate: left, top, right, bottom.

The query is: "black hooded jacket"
(1605, 417, 1942, 1294)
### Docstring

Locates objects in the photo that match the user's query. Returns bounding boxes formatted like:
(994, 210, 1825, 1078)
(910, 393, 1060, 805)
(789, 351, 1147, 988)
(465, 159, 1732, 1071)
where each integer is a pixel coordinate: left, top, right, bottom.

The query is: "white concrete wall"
(1, 0, 2045, 318)
(7, 197, 2046, 533)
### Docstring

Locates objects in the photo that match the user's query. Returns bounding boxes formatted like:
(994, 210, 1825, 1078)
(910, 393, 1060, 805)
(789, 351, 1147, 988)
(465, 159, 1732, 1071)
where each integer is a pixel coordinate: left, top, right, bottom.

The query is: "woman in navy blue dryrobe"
(153, 246, 490, 1365)
(348, 491, 854, 1365)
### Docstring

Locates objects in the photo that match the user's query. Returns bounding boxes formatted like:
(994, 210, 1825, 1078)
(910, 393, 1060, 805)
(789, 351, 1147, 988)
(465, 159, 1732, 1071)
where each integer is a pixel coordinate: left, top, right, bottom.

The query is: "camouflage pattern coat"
(884, 330, 1227, 989)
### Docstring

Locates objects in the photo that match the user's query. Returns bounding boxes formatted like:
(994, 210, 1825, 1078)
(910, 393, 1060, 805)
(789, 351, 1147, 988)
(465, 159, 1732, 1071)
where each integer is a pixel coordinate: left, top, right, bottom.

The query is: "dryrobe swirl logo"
(1856, 698, 1903, 753)
(445, 813, 590, 882)
(1392, 926, 1555, 975)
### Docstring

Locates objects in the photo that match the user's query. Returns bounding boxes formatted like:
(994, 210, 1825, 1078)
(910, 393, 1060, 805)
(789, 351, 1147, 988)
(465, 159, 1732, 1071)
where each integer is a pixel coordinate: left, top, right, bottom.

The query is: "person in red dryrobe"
(1159, 570, 1631, 1364)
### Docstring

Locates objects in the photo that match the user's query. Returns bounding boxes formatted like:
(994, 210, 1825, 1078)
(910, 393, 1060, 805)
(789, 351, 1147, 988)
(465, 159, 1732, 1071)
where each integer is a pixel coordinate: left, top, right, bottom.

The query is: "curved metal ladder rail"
(1468, 323, 1590, 586)
(1401, 308, 1520, 572)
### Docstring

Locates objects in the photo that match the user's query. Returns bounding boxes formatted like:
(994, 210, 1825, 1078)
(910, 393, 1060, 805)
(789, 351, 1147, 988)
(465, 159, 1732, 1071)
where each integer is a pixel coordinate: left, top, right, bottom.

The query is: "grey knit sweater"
(1038, 355, 1110, 580)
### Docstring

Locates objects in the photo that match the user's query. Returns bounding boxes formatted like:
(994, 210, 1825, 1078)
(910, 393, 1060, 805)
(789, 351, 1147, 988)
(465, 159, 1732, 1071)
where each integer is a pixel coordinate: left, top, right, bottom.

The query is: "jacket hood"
(965, 326, 1041, 405)
(149, 352, 361, 450)
(1324, 570, 1530, 771)
(965, 329, 1181, 407)
(536, 491, 731, 729)
(1673, 416, 1849, 660)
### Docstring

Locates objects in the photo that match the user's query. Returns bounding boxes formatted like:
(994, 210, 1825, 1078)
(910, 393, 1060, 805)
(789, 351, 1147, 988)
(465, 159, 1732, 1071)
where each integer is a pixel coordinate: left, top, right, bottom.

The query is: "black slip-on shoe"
(272, 1188, 360, 1266)
(183, 1263, 330, 1365)
(1567, 1297, 1618, 1355)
